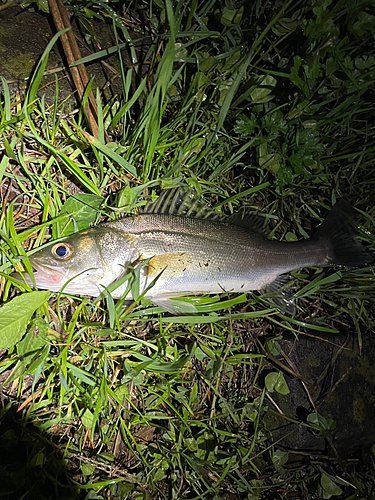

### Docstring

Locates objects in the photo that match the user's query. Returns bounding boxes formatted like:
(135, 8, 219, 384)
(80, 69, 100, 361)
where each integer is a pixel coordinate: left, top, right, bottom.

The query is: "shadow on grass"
(0, 405, 81, 500)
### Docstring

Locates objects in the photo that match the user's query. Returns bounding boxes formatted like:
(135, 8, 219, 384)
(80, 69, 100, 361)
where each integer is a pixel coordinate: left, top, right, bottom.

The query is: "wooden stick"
(47, 0, 100, 139)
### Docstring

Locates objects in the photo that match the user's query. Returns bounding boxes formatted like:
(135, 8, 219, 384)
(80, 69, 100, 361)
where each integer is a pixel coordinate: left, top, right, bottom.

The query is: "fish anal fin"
(152, 293, 198, 315)
(228, 211, 267, 234)
(264, 274, 295, 314)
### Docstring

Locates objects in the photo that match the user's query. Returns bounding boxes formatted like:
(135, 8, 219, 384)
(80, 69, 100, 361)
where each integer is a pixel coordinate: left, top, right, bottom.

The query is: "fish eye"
(51, 242, 73, 260)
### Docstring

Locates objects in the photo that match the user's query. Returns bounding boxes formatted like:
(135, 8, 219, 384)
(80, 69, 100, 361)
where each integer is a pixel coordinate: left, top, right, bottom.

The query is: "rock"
(264, 332, 375, 457)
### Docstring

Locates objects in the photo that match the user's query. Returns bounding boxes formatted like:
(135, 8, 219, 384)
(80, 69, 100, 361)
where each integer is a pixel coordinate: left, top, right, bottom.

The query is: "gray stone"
(264, 332, 375, 457)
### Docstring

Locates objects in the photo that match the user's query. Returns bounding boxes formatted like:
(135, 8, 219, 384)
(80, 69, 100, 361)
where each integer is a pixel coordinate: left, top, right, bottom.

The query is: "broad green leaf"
(272, 449, 289, 468)
(185, 437, 198, 452)
(257, 144, 280, 174)
(194, 347, 208, 361)
(251, 75, 277, 103)
(17, 319, 48, 360)
(285, 231, 298, 242)
(30, 450, 45, 467)
(306, 412, 335, 437)
(306, 412, 329, 429)
(220, 6, 244, 26)
(53, 193, 103, 238)
(265, 371, 290, 395)
(0, 291, 50, 348)
(153, 468, 165, 482)
(199, 55, 215, 73)
(81, 463, 96, 476)
(321, 473, 343, 497)
(117, 184, 138, 210)
(81, 408, 95, 429)
(265, 338, 281, 356)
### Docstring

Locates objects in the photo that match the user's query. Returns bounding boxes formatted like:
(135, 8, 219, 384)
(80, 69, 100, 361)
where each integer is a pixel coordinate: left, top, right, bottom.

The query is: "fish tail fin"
(313, 200, 373, 268)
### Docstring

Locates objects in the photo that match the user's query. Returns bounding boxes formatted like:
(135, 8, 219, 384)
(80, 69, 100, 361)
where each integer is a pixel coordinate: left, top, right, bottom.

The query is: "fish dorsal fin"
(227, 210, 267, 234)
(142, 187, 220, 219)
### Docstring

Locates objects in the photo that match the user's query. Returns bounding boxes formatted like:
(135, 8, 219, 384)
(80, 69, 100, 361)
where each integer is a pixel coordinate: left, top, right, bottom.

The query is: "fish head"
(18, 225, 139, 296)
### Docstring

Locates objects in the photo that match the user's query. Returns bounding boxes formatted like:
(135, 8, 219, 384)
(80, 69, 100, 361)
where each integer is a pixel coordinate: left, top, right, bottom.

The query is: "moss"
(304, 353, 321, 369)
(352, 396, 365, 424)
(354, 355, 375, 385)
(0, 26, 8, 55)
(0, 25, 9, 39)
(2, 53, 36, 79)
(337, 343, 375, 388)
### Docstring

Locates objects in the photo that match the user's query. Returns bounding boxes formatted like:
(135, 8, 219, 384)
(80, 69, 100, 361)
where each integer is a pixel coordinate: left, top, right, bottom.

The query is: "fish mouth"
(31, 263, 67, 285)
(13, 262, 67, 288)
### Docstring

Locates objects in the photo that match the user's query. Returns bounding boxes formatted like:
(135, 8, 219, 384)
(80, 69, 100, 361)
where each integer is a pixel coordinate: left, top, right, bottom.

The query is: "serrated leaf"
(0, 291, 50, 348)
(352, 11, 375, 37)
(234, 114, 257, 137)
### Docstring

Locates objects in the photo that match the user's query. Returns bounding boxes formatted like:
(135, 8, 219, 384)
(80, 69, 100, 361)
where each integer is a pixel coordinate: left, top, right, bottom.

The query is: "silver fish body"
(108, 214, 330, 297)
(14, 200, 373, 313)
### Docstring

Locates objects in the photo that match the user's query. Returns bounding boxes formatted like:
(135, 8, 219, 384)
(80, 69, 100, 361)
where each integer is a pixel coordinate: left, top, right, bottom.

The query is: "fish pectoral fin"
(264, 274, 295, 315)
(152, 293, 198, 315)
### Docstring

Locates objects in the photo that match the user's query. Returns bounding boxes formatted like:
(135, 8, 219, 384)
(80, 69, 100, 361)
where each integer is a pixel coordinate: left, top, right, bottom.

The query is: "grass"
(0, 0, 375, 498)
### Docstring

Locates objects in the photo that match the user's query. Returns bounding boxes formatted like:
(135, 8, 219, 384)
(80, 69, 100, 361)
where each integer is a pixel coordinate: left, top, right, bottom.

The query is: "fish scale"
(111, 214, 328, 299)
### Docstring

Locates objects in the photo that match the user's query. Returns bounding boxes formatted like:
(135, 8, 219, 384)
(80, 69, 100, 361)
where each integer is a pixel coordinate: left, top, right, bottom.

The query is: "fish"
(13, 191, 373, 314)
